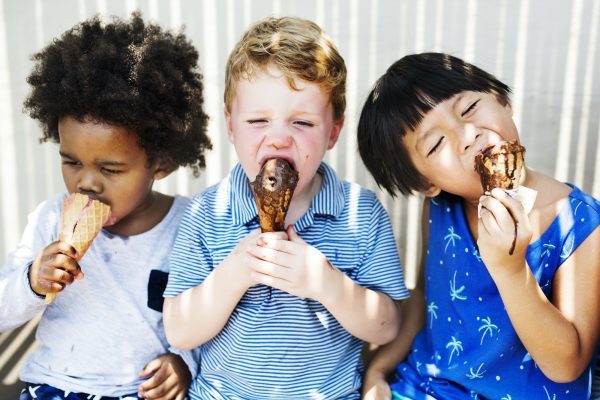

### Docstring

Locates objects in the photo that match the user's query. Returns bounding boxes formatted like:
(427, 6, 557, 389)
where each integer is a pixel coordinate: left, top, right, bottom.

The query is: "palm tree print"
(446, 336, 463, 365)
(472, 247, 482, 262)
(427, 302, 438, 328)
(478, 317, 499, 345)
(450, 270, 467, 301)
(560, 235, 574, 259)
(540, 243, 555, 258)
(543, 386, 556, 400)
(572, 199, 583, 216)
(466, 363, 486, 379)
(444, 226, 462, 253)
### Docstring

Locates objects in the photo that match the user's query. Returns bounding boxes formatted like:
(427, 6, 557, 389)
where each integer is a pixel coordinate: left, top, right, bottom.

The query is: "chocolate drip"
(475, 140, 526, 256)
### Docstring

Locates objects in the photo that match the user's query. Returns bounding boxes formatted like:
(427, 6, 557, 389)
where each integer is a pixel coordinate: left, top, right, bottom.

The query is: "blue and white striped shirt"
(165, 162, 409, 399)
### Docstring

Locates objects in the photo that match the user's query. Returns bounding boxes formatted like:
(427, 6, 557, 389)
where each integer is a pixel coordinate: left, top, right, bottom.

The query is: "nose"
(458, 123, 481, 152)
(76, 170, 102, 195)
(265, 125, 293, 150)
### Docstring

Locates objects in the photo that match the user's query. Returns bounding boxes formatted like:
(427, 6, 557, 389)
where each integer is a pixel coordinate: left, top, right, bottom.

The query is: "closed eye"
(293, 120, 315, 127)
(461, 99, 480, 117)
(427, 137, 444, 157)
(247, 119, 268, 125)
(62, 160, 80, 167)
(101, 167, 122, 175)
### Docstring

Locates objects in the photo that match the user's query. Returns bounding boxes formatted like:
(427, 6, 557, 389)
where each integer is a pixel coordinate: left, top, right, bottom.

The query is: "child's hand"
(138, 353, 191, 400)
(477, 188, 533, 276)
(227, 229, 288, 289)
(29, 241, 82, 297)
(245, 226, 339, 301)
(362, 371, 392, 400)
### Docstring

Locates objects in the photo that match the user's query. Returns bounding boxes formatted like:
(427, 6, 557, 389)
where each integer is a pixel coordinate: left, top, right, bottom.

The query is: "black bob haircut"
(357, 52, 511, 196)
(24, 11, 211, 176)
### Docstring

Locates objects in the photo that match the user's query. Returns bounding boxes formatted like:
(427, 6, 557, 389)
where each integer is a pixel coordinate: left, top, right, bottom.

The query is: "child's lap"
(20, 383, 139, 400)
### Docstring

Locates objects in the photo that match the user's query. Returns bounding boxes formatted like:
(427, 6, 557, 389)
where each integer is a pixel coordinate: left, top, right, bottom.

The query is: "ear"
(503, 101, 513, 116)
(327, 117, 345, 150)
(224, 104, 235, 144)
(418, 183, 442, 198)
(152, 163, 175, 181)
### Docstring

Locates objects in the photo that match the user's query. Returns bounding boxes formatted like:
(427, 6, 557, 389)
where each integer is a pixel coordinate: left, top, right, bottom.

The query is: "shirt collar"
(229, 162, 345, 227)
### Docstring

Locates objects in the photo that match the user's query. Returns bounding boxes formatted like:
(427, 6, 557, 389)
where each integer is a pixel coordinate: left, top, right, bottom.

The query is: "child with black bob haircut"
(0, 11, 211, 400)
(357, 53, 600, 399)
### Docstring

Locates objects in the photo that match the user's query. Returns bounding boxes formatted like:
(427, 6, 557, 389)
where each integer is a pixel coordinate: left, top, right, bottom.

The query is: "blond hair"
(224, 16, 346, 122)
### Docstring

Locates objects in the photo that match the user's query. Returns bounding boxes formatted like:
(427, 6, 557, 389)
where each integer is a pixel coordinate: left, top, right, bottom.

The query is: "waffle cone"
(46, 193, 111, 304)
(250, 158, 299, 232)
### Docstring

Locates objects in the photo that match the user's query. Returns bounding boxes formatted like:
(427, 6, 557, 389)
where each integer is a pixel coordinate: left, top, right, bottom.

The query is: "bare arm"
(163, 253, 250, 350)
(319, 266, 402, 345)
(479, 189, 600, 382)
(362, 199, 429, 399)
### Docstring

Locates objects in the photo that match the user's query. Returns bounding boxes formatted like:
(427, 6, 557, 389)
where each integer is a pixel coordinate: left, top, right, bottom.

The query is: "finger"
(286, 226, 304, 244)
(252, 270, 289, 290)
(140, 377, 176, 400)
(41, 265, 76, 286)
(478, 196, 514, 232)
(246, 255, 291, 280)
(48, 240, 79, 259)
(46, 253, 81, 275)
(247, 244, 292, 265)
(256, 235, 296, 255)
(139, 369, 168, 393)
(477, 207, 493, 237)
(257, 231, 289, 245)
(490, 188, 524, 223)
(37, 280, 65, 295)
(139, 357, 163, 378)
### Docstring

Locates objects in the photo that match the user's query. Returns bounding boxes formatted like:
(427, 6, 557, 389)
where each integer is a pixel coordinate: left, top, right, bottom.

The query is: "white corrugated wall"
(1, 0, 599, 292)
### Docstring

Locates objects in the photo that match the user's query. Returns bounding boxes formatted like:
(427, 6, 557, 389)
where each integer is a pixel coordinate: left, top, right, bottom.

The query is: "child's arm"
(247, 226, 401, 345)
(0, 199, 64, 332)
(479, 188, 600, 382)
(362, 291, 425, 400)
(362, 199, 430, 399)
(163, 230, 288, 350)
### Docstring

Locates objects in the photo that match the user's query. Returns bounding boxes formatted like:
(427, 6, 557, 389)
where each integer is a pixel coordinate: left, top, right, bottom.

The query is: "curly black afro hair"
(24, 11, 211, 176)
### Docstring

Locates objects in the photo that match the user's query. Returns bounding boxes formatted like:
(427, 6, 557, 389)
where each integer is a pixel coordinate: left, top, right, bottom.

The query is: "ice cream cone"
(45, 193, 111, 304)
(250, 158, 299, 232)
(475, 140, 526, 192)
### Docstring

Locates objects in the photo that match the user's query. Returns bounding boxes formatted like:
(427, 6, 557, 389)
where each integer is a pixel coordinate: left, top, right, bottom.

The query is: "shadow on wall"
(0, 317, 40, 398)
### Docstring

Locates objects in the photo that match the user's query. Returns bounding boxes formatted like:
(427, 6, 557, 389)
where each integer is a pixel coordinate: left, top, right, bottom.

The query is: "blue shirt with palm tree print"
(390, 184, 600, 400)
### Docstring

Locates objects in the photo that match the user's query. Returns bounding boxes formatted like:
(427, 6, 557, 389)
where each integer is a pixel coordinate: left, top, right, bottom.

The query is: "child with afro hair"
(0, 11, 211, 400)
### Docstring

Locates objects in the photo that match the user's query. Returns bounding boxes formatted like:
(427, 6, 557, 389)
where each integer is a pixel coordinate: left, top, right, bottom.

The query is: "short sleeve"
(354, 195, 409, 301)
(164, 194, 214, 298)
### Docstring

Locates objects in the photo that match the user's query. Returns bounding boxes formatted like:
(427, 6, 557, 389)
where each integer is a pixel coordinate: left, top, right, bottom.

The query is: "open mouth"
(259, 156, 296, 170)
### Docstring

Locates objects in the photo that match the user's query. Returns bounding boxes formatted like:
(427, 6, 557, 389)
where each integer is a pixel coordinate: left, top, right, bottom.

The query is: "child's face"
(225, 66, 343, 200)
(402, 91, 519, 201)
(58, 116, 167, 233)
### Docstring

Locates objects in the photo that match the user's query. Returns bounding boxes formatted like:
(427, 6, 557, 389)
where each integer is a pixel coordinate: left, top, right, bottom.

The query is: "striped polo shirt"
(165, 162, 409, 400)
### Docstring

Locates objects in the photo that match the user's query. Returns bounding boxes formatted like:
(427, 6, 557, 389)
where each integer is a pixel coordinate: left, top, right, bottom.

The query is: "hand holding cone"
(474, 140, 526, 255)
(45, 193, 111, 304)
(250, 158, 299, 232)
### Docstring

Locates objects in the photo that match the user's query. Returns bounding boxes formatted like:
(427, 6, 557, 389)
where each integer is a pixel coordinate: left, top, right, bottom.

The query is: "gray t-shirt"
(0, 193, 195, 397)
